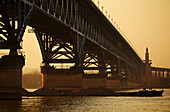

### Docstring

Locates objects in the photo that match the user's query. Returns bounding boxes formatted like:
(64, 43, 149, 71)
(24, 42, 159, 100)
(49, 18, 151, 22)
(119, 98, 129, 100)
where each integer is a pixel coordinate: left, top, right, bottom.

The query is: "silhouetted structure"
(0, 0, 169, 99)
(143, 48, 170, 87)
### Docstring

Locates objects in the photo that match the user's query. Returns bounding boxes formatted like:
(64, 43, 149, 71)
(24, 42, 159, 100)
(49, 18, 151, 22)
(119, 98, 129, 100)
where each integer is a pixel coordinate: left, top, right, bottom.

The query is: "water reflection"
(0, 100, 22, 112)
(0, 89, 170, 112)
(20, 96, 90, 112)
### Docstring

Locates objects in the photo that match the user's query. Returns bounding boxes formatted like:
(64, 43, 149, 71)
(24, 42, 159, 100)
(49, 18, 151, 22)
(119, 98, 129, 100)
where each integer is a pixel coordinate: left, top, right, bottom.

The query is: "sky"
(21, 0, 170, 73)
(100, 0, 170, 68)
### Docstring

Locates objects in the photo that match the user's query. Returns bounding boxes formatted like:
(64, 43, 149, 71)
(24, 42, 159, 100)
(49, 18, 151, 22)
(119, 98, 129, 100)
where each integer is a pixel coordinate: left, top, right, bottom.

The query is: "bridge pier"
(110, 63, 118, 79)
(155, 71, 158, 77)
(125, 64, 129, 79)
(167, 71, 169, 78)
(128, 66, 133, 81)
(0, 55, 25, 100)
(117, 58, 121, 77)
(41, 64, 82, 91)
(162, 71, 165, 78)
(131, 68, 134, 81)
(134, 69, 139, 82)
(105, 59, 121, 89)
(158, 71, 161, 78)
(98, 52, 107, 76)
(82, 50, 107, 89)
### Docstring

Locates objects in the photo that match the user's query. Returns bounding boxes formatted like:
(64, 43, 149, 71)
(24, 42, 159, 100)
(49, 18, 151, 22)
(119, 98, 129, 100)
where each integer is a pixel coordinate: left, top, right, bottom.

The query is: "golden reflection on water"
(0, 89, 170, 112)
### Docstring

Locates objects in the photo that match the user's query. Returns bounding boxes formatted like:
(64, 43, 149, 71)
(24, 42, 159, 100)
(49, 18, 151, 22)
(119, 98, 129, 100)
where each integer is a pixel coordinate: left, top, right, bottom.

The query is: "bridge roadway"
(2, 0, 168, 99)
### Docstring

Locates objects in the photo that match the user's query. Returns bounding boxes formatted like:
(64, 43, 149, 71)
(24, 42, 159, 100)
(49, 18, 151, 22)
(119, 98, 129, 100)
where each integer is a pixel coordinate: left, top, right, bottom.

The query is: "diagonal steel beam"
(0, 1, 13, 40)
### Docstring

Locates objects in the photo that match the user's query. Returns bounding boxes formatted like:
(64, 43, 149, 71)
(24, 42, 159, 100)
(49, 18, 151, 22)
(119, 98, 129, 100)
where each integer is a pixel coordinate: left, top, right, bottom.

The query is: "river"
(0, 89, 170, 112)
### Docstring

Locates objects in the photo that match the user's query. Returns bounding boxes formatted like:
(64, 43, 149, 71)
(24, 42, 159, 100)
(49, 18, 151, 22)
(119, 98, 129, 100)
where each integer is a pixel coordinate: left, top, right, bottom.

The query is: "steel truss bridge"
(0, 0, 169, 84)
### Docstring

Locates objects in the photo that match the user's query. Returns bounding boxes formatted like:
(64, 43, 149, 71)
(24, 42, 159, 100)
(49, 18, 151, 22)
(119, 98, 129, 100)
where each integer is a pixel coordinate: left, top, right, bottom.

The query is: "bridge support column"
(158, 71, 161, 78)
(110, 59, 118, 79)
(117, 58, 121, 76)
(163, 71, 165, 78)
(138, 70, 143, 82)
(125, 64, 129, 78)
(135, 68, 139, 82)
(98, 51, 107, 76)
(0, 55, 25, 100)
(167, 71, 169, 78)
(127, 66, 132, 81)
(134, 69, 138, 82)
(136, 69, 141, 82)
(155, 71, 158, 78)
(41, 64, 82, 91)
(131, 68, 138, 82)
(132, 68, 136, 81)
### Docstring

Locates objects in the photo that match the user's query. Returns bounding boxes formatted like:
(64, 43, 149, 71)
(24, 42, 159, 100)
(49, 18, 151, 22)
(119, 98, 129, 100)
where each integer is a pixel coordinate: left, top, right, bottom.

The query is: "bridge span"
(0, 0, 169, 99)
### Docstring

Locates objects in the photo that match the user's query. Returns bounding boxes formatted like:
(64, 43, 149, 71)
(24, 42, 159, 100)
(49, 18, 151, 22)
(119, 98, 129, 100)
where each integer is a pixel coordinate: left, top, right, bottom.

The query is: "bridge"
(151, 66, 170, 88)
(0, 0, 169, 99)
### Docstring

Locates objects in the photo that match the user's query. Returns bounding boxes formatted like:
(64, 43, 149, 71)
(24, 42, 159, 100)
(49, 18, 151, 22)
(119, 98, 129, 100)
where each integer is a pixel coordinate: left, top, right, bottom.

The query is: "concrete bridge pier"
(155, 71, 158, 77)
(125, 64, 129, 79)
(128, 66, 133, 81)
(0, 55, 25, 100)
(162, 71, 165, 78)
(41, 64, 82, 91)
(116, 58, 121, 77)
(167, 72, 169, 78)
(110, 63, 117, 79)
(158, 71, 161, 78)
(130, 68, 135, 81)
(105, 58, 122, 89)
(98, 52, 107, 76)
(133, 69, 138, 82)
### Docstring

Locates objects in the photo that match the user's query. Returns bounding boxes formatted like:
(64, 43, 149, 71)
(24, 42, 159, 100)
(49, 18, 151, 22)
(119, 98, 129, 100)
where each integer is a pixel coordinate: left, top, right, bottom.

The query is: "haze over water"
(0, 89, 169, 112)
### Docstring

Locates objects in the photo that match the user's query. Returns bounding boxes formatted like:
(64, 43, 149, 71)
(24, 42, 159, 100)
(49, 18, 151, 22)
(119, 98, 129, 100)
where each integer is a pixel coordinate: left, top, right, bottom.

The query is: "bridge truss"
(0, 0, 145, 82)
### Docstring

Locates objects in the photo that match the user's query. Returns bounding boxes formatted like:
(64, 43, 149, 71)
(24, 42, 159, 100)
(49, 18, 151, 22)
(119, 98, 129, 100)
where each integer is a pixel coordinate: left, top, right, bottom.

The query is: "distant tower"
(145, 47, 152, 65)
(143, 47, 152, 84)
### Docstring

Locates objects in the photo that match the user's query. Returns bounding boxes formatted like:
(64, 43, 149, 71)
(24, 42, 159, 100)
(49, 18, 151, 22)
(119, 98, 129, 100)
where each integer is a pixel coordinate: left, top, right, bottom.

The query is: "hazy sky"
(100, 0, 170, 68)
(22, 0, 170, 72)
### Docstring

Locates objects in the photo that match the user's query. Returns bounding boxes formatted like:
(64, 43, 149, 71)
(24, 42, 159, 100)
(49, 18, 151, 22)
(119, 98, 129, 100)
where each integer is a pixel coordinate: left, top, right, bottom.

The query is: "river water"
(0, 89, 170, 112)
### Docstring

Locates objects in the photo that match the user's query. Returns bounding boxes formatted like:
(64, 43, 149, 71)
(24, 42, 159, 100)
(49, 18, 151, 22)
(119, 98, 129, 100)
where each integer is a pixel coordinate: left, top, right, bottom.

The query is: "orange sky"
(22, 0, 170, 72)
(100, 0, 170, 68)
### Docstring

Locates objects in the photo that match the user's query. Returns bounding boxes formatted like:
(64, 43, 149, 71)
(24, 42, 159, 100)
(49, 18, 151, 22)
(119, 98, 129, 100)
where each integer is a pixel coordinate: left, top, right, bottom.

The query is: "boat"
(134, 88, 164, 96)
(118, 88, 164, 96)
